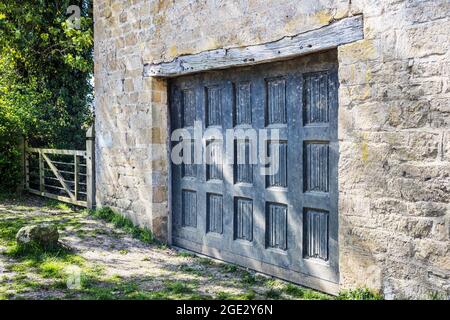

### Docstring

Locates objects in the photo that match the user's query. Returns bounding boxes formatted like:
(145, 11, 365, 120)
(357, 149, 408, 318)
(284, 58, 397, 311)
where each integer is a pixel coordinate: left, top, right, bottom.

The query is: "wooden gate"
(170, 52, 339, 293)
(23, 127, 95, 208)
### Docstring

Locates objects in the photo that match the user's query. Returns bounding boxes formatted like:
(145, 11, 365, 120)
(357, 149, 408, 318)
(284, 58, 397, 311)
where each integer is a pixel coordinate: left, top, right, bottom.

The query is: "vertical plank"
(74, 155, 80, 201)
(39, 150, 44, 192)
(266, 203, 288, 250)
(304, 209, 329, 261)
(86, 126, 95, 209)
(304, 72, 330, 125)
(235, 82, 252, 125)
(17, 136, 25, 192)
(236, 140, 253, 184)
(182, 190, 197, 227)
(181, 140, 196, 177)
(304, 142, 329, 192)
(267, 141, 287, 188)
(206, 86, 222, 126)
(207, 193, 223, 234)
(24, 139, 29, 191)
(206, 140, 223, 180)
(182, 89, 195, 127)
(235, 198, 253, 241)
(266, 78, 287, 125)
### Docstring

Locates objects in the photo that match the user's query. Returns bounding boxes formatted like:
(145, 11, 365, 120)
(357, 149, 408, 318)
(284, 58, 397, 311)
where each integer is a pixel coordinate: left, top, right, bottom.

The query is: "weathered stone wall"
(336, 0, 449, 299)
(94, 0, 450, 298)
(94, 0, 170, 240)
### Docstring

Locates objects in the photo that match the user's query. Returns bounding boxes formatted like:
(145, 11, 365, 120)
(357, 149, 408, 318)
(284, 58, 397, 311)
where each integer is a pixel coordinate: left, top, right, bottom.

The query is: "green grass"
(265, 278, 281, 288)
(220, 264, 238, 273)
(178, 263, 203, 276)
(165, 280, 194, 294)
(283, 283, 331, 300)
(198, 257, 216, 266)
(75, 278, 206, 300)
(241, 271, 257, 285)
(264, 288, 281, 299)
(89, 207, 154, 244)
(45, 199, 71, 211)
(337, 288, 383, 300)
(0, 217, 28, 246)
(0, 209, 102, 298)
(428, 291, 448, 300)
(177, 250, 195, 258)
(0, 242, 101, 298)
(216, 291, 256, 300)
(39, 259, 70, 278)
(79, 280, 141, 300)
(5, 242, 87, 275)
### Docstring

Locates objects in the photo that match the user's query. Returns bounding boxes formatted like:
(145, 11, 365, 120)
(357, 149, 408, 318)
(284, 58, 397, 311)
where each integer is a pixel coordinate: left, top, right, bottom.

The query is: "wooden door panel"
(170, 53, 339, 286)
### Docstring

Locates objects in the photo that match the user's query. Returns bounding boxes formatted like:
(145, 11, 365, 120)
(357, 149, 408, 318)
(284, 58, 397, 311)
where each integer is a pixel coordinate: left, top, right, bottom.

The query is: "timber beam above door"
(144, 15, 363, 77)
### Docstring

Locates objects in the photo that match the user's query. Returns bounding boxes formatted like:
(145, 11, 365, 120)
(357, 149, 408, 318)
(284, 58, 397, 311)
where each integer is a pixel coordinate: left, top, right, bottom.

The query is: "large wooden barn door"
(170, 52, 339, 292)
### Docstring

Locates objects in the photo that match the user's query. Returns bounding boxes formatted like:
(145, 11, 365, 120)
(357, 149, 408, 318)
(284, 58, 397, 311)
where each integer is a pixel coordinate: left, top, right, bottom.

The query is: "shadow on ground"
(0, 194, 331, 300)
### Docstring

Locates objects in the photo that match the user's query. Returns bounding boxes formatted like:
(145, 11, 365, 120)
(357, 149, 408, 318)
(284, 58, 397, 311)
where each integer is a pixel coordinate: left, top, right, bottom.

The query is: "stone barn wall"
(94, 0, 450, 299)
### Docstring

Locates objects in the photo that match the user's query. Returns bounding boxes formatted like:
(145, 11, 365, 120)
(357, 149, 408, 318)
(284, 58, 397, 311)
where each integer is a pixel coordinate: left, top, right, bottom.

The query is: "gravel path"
(0, 195, 329, 300)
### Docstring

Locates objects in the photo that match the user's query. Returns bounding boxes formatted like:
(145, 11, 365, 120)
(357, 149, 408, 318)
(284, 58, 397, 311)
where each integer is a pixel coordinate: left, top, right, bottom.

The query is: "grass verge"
(89, 207, 154, 244)
(337, 288, 383, 300)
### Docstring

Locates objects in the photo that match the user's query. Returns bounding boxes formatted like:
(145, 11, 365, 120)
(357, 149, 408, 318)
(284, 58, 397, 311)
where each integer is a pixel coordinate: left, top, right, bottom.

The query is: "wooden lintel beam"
(144, 15, 364, 77)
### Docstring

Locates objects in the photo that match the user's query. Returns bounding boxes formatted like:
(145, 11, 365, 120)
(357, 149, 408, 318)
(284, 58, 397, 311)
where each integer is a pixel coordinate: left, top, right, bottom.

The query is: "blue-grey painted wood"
(266, 141, 287, 188)
(235, 82, 252, 125)
(235, 140, 253, 184)
(304, 72, 330, 124)
(267, 203, 288, 250)
(206, 140, 223, 181)
(182, 140, 196, 178)
(206, 86, 222, 127)
(304, 208, 329, 261)
(182, 89, 195, 127)
(266, 78, 287, 125)
(207, 193, 223, 234)
(170, 51, 339, 289)
(182, 190, 197, 228)
(305, 142, 329, 192)
(234, 197, 253, 241)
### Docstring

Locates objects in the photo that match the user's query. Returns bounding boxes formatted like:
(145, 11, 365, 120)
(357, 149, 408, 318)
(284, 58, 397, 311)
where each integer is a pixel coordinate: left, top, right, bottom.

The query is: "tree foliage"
(0, 1, 93, 191)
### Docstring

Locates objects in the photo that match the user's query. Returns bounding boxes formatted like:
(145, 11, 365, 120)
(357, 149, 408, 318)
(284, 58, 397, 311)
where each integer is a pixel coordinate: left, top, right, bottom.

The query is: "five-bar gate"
(23, 126, 95, 209)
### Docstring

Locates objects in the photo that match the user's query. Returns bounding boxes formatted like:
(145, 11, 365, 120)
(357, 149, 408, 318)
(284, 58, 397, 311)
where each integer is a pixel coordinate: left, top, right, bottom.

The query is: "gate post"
(86, 126, 96, 210)
(39, 150, 45, 193)
(17, 136, 26, 193)
(24, 138, 29, 191)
